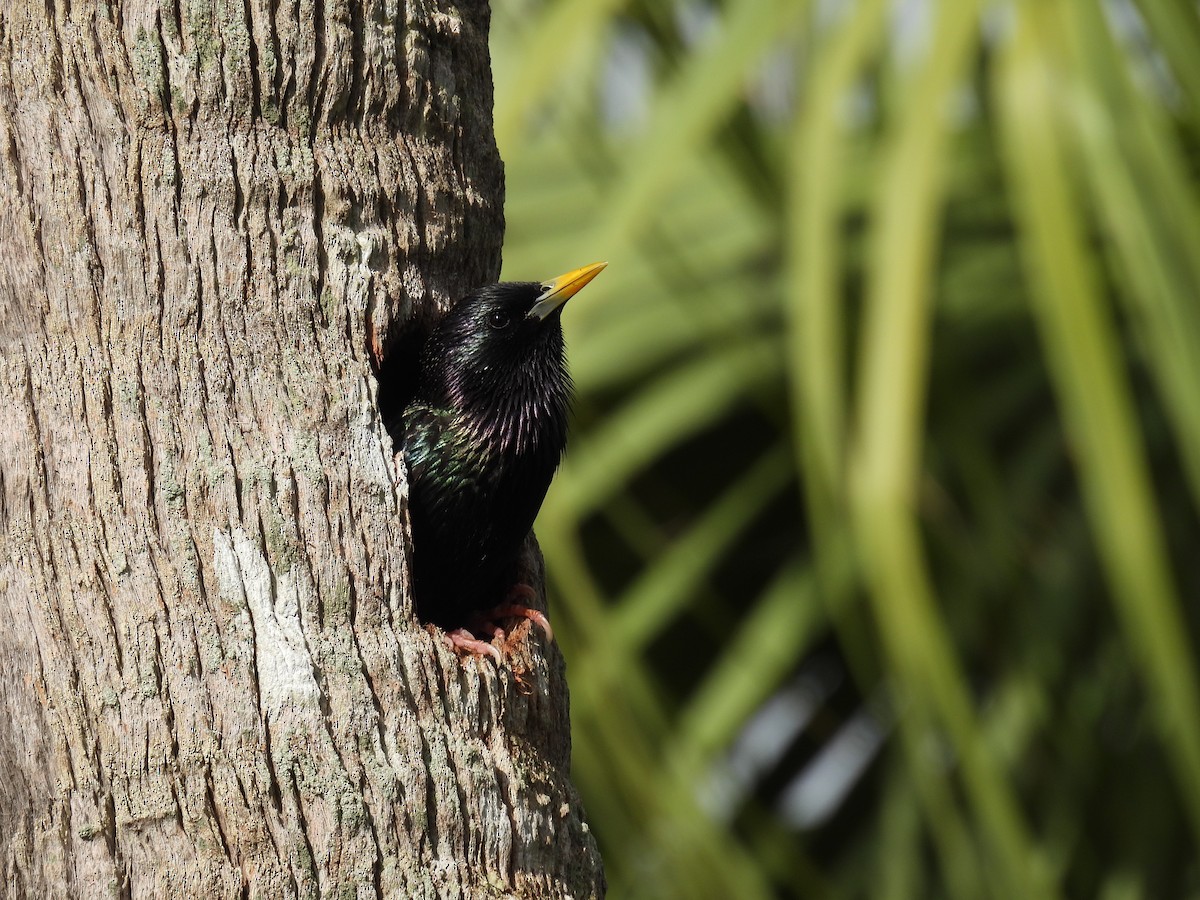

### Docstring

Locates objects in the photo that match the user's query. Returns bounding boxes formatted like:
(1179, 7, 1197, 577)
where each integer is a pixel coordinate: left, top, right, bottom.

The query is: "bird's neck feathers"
(421, 333, 573, 458)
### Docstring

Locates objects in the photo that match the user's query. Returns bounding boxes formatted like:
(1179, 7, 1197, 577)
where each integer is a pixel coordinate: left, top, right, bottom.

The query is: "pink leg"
(486, 584, 554, 643)
(444, 628, 502, 665)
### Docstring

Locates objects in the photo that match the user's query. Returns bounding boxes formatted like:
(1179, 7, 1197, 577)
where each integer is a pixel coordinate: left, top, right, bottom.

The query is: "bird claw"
(486, 584, 554, 643)
(441, 585, 554, 666)
(444, 628, 503, 665)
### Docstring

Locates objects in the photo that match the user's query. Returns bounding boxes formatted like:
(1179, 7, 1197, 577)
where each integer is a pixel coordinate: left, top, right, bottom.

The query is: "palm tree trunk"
(0, 2, 602, 897)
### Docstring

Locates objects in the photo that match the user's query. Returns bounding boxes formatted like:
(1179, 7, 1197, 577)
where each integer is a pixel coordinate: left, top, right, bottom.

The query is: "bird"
(399, 262, 607, 661)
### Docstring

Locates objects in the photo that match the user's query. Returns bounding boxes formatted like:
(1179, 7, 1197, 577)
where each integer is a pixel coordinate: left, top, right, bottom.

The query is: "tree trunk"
(0, 2, 603, 898)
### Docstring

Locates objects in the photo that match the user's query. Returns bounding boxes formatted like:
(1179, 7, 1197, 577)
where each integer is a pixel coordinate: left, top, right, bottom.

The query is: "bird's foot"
(441, 585, 554, 666)
(444, 628, 502, 665)
(485, 584, 554, 643)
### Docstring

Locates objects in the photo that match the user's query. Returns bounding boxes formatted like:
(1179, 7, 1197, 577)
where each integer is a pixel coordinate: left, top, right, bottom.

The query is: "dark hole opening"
(376, 322, 428, 448)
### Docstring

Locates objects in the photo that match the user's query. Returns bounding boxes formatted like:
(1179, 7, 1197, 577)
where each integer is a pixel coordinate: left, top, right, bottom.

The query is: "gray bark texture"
(0, 2, 604, 898)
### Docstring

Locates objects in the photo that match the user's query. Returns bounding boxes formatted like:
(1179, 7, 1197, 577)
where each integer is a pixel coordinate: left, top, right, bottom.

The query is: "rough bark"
(0, 2, 603, 898)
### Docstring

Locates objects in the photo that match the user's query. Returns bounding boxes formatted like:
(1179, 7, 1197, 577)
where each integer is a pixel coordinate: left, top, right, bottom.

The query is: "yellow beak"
(527, 261, 608, 321)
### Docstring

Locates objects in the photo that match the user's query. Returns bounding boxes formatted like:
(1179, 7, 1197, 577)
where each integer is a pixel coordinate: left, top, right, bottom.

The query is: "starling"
(401, 262, 607, 660)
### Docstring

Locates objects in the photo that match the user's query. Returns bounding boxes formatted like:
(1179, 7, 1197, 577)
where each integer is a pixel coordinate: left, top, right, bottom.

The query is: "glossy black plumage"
(400, 265, 604, 630)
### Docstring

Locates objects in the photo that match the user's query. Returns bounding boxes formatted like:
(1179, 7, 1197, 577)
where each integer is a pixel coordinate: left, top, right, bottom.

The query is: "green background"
(493, 1, 1200, 897)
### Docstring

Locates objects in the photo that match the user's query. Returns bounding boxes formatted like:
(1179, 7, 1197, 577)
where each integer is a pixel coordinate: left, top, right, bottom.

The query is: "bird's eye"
(488, 310, 511, 330)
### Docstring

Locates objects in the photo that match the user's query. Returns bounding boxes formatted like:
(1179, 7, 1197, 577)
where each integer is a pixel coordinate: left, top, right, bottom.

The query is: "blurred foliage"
(491, 0, 1200, 897)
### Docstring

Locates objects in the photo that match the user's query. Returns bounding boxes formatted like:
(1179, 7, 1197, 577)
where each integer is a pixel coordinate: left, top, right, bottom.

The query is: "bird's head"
(418, 262, 607, 447)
